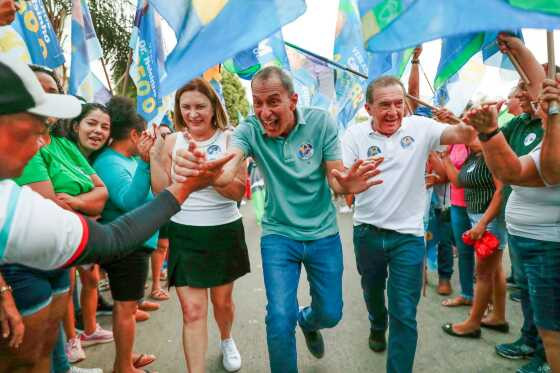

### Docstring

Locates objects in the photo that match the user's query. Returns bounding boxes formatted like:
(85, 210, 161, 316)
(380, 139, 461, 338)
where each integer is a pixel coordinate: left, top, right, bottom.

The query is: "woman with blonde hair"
(151, 78, 250, 373)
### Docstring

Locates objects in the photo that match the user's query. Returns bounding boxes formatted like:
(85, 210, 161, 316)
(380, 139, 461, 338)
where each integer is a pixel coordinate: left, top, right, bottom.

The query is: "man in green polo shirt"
(174, 66, 381, 373)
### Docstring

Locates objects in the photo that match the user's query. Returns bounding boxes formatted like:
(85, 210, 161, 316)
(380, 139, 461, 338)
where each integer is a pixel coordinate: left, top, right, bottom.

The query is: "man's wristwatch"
(0, 285, 12, 296)
(478, 127, 501, 142)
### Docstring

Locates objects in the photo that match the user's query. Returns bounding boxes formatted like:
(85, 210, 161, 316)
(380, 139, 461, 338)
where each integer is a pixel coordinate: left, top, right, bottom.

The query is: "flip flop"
(441, 296, 472, 307)
(149, 288, 170, 301)
(133, 353, 156, 368)
(138, 300, 160, 312)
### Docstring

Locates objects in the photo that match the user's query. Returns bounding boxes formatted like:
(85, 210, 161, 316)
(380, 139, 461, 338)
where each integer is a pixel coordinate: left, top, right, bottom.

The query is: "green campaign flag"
(508, 0, 560, 15)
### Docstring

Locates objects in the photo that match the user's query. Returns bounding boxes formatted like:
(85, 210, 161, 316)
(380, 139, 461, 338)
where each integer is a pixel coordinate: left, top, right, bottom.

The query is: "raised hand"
(464, 102, 504, 134)
(433, 107, 458, 124)
(331, 157, 383, 194)
(497, 33, 524, 55)
(539, 74, 560, 114)
(173, 134, 209, 181)
(137, 131, 155, 162)
(0, 291, 24, 349)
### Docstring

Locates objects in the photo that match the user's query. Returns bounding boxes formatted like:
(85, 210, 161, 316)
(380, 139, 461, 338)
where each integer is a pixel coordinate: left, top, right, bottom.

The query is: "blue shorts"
(0, 264, 70, 316)
(467, 212, 507, 250)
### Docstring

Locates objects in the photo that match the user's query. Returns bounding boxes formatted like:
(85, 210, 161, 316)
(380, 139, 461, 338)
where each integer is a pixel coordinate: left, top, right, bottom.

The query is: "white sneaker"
(80, 323, 114, 347)
(220, 338, 242, 372)
(68, 367, 103, 373)
(65, 336, 86, 363)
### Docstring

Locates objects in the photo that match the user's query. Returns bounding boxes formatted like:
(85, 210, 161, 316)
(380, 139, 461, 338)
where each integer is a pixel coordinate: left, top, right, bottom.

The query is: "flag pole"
(507, 51, 530, 85)
(120, 49, 133, 96)
(406, 93, 462, 124)
(100, 57, 113, 95)
(418, 62, 435, 96)
(284, 41, 368, 79)
(547, 31, 559, 115)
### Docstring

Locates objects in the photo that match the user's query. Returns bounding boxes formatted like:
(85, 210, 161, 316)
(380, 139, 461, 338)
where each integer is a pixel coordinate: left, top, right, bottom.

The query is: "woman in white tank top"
(151, 78, 250, 372)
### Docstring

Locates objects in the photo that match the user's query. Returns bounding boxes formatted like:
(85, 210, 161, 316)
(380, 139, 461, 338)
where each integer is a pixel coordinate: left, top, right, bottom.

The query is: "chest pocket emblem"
(367, 145, 382, 157)
(297, 143, 314, 160)
(524, 133, 537, 146)
(400, 136, 415, 148)
(206, 144, 222, 160)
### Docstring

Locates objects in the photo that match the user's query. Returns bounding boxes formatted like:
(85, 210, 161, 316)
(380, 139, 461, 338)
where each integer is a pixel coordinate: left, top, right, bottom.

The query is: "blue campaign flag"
(69, 0, 103, 96)
(11, 0, 64, 68)
(148, 0, 306, 95)
(223, 32, 290, 80)
(334, 0, 369, 128)
(129, 2, 165, 124)
(362, 0, 560, 53)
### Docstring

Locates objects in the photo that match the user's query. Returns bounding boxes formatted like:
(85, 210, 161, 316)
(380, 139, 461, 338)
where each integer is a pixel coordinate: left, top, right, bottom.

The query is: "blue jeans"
(450, 206, 474, 300)
(353, 225, 424, 373)
(51, 323, 70, 373)
(508, 235, 546, 359)
(261, 234, 343, 373)
(508, 234, 560, 332)
(434, 209, 454, 280)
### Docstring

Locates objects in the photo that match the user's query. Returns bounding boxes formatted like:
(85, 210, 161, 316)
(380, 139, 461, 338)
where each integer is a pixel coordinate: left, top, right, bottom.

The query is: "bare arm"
(466, 176, 503, 240)
(408, 47, 422, 112)
(0, 272, 23, 349)
(440, 122, 477, 145)
(57, 174, 109, 216)
(214, 160, 247, 201)
(539, 76, 560, 184)
(150, 133, 175, 194)
(498, 33, 546, 101)
(464, 103, 544, 187)
(325, 158, 383, 194)
(441, 155, 462, 188)
(26, 180, 72, 210)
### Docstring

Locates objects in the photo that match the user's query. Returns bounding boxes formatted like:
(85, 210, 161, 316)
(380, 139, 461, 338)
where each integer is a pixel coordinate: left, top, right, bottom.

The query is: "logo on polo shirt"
(400, 136, 415, 148)
(367, 145, 382, 157)
(206, 144, 222, 160)
(524, 133, 537, 146)
(296, 143, 314, 160)
(467, 163, 476, 173)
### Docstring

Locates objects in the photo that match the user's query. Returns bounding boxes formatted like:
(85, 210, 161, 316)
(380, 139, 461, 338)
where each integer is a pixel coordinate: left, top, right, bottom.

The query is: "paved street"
(79, 203, 523, 373)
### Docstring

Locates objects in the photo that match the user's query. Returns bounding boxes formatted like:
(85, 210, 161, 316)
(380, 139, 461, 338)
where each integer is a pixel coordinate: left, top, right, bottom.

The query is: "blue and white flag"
(223, 31, 290, 80)
(69, 0, 104, 100)
(130, 1, 167, 124)
(148, 0, 306, 95)
(11, 0, 64, 68)
(361, 0, 560, 53)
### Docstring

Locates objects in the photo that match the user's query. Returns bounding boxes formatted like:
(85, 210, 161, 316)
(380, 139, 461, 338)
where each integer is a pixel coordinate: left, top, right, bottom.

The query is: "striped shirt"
(457, 152, 495, 214)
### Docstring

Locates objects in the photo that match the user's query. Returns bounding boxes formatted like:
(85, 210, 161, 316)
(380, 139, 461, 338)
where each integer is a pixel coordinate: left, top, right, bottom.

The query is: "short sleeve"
(13, 151, 49, 186)
(501, 116, 518, 143)
(322, 112, 342, 161)
(422, 117, 448, 151)
(341, 127, 359, 168)
(231, 120, 254, 157)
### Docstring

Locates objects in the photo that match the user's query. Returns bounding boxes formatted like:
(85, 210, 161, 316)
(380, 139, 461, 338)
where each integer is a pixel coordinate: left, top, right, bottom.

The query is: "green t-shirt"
(15, 136, 95, 195)
(501, 113, 543, 203)
(232, 107, 341, 240)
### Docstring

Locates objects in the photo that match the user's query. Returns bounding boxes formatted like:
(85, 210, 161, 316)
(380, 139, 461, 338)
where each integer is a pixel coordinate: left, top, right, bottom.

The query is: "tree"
(221, 70, 250, 126)
(42, 0, 135, 94)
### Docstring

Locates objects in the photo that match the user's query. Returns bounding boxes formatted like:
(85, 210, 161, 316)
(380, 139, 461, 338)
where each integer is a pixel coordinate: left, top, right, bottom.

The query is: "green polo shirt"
(232, 107, 341, 240)
(502, 113, 543, 203)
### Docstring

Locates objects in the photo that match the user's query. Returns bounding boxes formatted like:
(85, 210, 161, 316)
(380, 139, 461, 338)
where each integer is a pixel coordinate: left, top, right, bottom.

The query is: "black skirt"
(167, 218, 250, 288)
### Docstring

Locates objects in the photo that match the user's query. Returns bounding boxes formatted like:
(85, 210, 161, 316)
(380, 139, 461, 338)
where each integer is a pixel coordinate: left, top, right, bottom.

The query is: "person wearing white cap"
(0, 57, 232, 372)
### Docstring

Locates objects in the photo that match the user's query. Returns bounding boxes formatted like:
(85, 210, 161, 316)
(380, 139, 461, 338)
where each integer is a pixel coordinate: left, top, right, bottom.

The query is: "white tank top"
(170, 129, 241, 226)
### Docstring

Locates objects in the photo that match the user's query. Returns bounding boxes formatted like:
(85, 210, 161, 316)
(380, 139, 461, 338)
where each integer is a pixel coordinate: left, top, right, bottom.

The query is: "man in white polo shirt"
(342, 76, 476, 373)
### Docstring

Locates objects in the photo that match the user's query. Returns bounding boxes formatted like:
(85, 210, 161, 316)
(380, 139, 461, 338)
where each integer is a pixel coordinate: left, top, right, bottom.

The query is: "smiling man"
(342, 76, 477, 373)
(175, 65, 381, 373)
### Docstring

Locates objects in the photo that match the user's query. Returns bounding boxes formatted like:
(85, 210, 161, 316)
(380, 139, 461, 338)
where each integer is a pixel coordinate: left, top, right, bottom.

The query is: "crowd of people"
(1, 2, 560, 373)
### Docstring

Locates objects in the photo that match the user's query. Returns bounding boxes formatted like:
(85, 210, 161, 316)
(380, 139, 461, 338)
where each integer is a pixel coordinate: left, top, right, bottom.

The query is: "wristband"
(478, 127, 501, 142)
